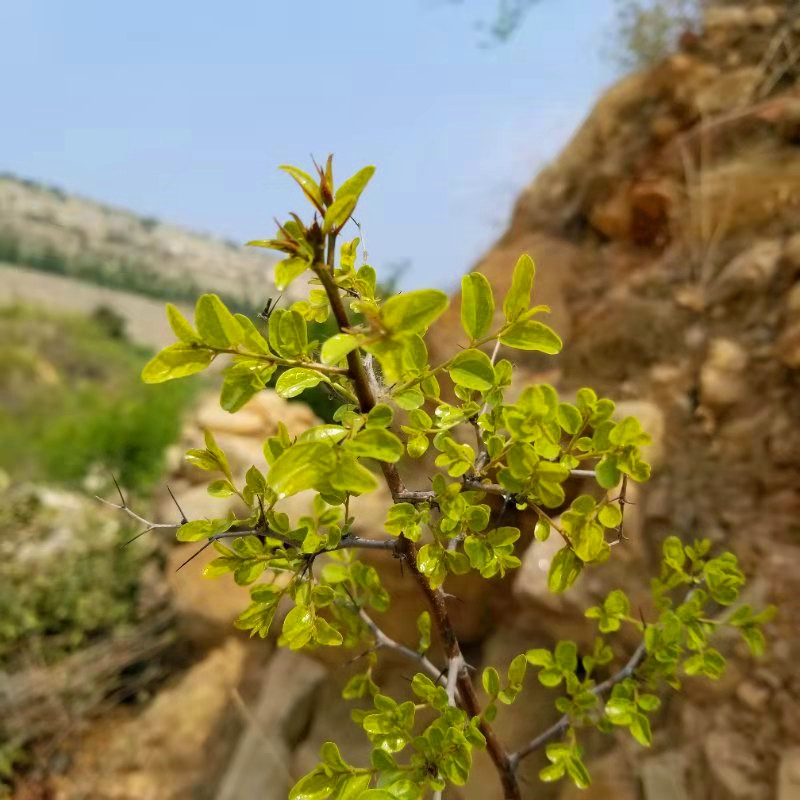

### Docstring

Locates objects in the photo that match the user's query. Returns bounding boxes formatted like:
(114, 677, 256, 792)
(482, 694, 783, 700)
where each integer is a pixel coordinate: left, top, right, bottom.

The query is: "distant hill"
(0, 174, 284, 311)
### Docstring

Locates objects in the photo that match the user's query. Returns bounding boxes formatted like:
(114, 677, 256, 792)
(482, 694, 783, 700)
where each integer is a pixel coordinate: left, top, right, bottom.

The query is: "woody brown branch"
(314, 245, 522, 800)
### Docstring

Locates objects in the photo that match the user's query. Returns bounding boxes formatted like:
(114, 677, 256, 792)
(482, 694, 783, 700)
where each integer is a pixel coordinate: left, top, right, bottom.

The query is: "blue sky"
(1, 0, 618, 291)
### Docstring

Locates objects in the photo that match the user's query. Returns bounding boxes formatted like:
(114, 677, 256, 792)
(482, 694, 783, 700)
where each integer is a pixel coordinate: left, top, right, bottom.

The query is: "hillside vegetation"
(0, 305, 196, 491)
(0, 174, 288, 311)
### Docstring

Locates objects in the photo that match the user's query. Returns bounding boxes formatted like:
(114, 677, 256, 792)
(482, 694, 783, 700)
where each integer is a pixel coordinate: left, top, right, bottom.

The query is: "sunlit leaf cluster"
(138, 157, 773, 798)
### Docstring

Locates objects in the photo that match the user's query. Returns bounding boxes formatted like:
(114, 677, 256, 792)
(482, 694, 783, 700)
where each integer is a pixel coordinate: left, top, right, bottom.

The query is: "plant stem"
(315, 239, 521, 800)
(508, 640, 647, 770)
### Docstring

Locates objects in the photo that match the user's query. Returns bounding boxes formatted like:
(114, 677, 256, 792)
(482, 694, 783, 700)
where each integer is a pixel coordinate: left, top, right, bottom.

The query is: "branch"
(314, 245, 521, 799)
(357, 608, 450, 692)
(508, 641, 647, 770)
(214, 347, 350, 376)
(397, 535, 522, 800)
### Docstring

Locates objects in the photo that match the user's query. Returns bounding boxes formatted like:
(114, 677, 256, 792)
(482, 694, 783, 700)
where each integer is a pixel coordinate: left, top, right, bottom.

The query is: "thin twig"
(357, 608, 450, 692)
(508, 641, 647, 770)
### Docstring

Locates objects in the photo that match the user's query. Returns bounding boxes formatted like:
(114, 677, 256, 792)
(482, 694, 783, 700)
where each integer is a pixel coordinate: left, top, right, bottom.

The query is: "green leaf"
(166, 303, 199, 342)
(195, 293, 243, 348)
(276, 368, 325, 398)
(548, 547, 583, 593)
(280, 165, 324, 211)
(141, 343, 214, 383)
(275, 257, 310, 291)
(637, 694, 661, 712)
(321, 333, 359, 365)
(448, 348, 495, 391)
(525, 649, 553, 668)
(417, 611, 431, 654)
(176, 519, 213, 542)
(503, 254, 535, 322)
(366, 404, 394, 429)
(629, 713, 653, 747)
(741, 626, 766, 657)
(336, 165, 375, 204)
(333, 775, 371, 799)
(282, 605, 315, 650)
(323, 166, 375, 233)
(554, 641, 578, 673)
(534, 519, 551, 542)
(315, 618, 344, 646)
(269, 442, 335, 498)
(595, 455, 621, 489)
(393, 388, 425, 410)
(220, 362, 273, 413)
(507, 653, 527, 687)
(208, 479, 236, 498)
(482, 666, 501, 697)
(347, 428, 404, 463)
(539, 762, 566, 783)
(663, 536, 686, 572)
(460, 272, 495, 341)
(236, 314, 270, 354)
(417, 543, 447, 588)
(289, 769, 337, 800)
(330, 451, 378, 495)
(565, 754, 591, 789)
(380, 290, 449, 334)
(598, 504, 622, 528)
(557, 402, 582, 435)
(499, 320, 562, 353)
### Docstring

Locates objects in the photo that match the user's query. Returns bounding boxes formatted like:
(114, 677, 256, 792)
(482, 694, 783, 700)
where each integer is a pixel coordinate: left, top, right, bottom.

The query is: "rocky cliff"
(430, 1, 800, 797)
(0, 174, 281, 309)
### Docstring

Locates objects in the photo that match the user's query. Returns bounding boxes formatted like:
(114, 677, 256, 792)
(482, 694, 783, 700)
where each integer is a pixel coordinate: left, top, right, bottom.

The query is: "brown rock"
(776, 321, 800, 369)
(195, 403, 266, 437)
(785, 282, 800, 313)
(748, 6, 780, 27)
(589, 181, 633, 240)
(784, 233, 800, 274)
(53, 639, 249, 800)
(704, 7, 748, 28)
(247, 390, 321, 437)
(695, 68, 761, 115)
(778, 749, 800, 800)
(735, 680, 770, 710)
(215, 649, 326, 800)
(712, 240, 782, 300)
(640, 751, 690, 800)
(167, 543, 253, 646)
(650, 114, 681, 142)
(704, 729, 765, 800)
(700, 338, 748, 409)
(559, 749, 637, 800)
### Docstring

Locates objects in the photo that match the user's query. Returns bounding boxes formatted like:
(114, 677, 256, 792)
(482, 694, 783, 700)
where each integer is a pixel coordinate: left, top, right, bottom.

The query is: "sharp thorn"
(175, 540, 212, 571)
(122, 526, 154, 547)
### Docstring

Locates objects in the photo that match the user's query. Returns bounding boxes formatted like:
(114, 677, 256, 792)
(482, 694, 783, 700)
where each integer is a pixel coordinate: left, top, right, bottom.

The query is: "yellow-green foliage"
(139, 157, 772, 799)
(0, 305, 195, 491)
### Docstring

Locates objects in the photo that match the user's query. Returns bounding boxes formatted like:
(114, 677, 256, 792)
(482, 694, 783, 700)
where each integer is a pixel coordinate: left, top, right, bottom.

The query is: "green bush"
(0, 306, 196, 492)
(128, 157, 772, 799)
(0, 480, 147, 667)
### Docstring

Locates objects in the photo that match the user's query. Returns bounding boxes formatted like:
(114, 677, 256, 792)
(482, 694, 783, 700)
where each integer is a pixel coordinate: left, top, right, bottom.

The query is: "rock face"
(0, 174, 296, 308)
(215, 650, 327, 800)
(51, 638, 249, 800)
(425, 1, 799, 797)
